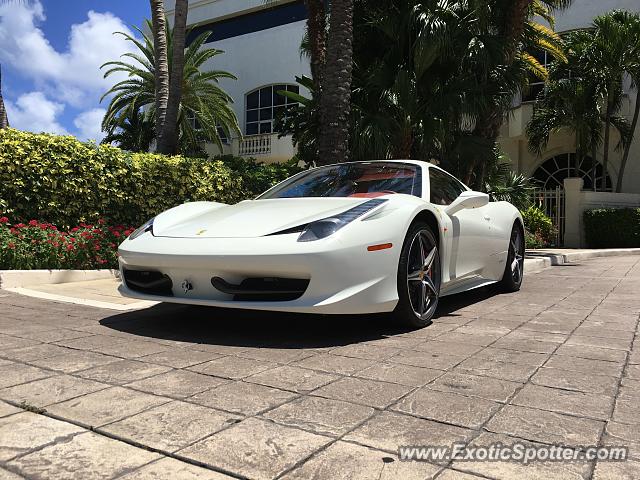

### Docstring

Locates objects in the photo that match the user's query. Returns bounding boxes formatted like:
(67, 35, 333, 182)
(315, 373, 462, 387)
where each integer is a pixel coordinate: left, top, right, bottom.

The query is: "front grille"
(123, 269, 173, 296)
(211, 276, 309, 301)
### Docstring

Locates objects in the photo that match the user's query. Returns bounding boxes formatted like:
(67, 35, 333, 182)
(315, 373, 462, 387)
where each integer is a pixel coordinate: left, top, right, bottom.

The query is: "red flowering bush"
(0, 217, 134, 270)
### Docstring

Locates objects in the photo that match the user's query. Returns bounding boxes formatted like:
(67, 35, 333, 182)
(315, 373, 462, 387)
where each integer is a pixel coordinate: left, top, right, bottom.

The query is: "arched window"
(532, 153, 612, 191)
(245, 84, 299, 135)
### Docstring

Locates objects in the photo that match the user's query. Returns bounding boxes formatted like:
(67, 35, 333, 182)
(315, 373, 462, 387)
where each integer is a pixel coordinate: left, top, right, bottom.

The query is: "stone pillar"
(563, 177, 584, 248)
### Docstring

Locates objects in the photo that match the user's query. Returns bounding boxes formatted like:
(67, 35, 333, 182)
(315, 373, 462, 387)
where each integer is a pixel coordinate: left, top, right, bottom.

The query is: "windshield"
(258, 162, 422, 199)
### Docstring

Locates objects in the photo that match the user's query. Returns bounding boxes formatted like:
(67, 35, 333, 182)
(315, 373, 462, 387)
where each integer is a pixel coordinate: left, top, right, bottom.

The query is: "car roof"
(315, 159, 438, 169)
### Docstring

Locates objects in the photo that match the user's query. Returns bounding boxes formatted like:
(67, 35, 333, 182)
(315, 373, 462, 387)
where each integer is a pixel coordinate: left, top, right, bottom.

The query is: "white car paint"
(118, 160, 522, 314)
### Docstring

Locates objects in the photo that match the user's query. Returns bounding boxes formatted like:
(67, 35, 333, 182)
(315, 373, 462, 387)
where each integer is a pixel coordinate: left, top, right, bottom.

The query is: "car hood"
(153, 197, 373, 238)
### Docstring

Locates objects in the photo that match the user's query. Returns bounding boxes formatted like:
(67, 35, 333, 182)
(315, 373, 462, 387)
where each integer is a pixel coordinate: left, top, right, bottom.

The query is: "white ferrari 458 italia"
(118, 160, 524, 327)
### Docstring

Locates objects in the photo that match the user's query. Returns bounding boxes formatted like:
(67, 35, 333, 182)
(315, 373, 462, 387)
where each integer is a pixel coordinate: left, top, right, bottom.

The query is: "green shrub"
(0, 129, 290, 229)
(216, 155, 303, 197)
(521, 206, 556, 247)
(583, 208, 640, 248)
(524, 230, 545, 249)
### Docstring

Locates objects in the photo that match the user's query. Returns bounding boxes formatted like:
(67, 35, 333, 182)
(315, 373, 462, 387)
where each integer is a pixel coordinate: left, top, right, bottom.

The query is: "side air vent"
(123, 269, 173, 296)
(211, 276, 309, 301)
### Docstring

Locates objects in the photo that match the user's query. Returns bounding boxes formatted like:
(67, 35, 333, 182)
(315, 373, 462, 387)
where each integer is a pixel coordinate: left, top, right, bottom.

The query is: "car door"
(428, 167, 492, 281)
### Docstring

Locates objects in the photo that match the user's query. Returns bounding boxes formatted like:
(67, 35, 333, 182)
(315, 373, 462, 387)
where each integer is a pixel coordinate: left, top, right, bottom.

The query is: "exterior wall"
(553, 0, 640, 31)
(165, 0, 309, 161)
(564, 178, 640, 247)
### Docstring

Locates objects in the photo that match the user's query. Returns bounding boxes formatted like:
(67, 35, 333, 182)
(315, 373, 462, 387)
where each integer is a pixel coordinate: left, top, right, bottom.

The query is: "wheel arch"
(410, 209, 442, 248)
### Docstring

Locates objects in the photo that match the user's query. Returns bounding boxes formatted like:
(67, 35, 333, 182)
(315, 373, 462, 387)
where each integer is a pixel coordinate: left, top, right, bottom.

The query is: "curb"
(524, 248, 640, 274)
(4, 287, 156, 311)
(0, 269, 119, 289)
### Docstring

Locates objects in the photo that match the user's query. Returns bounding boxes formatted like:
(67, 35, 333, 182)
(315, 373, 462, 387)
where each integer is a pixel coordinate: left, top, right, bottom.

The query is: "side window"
(429, 168, 466, 205)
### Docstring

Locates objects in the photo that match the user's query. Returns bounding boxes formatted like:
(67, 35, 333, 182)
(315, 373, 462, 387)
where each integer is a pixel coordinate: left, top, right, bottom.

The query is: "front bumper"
(118, 233, 400, 314)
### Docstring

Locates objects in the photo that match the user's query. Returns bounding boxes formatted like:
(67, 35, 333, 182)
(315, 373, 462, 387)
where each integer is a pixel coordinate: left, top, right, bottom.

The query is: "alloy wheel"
(406, 230, 439, 320)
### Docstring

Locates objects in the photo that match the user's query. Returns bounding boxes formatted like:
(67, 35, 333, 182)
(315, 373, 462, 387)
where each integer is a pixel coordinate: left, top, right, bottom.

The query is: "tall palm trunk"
(602, 93, 612, 190)
(0, 64, 8, 130)
(318, 0, 354, 165)
(616, 88, 640, 192)
(150, 0, 170, 151)
(305, 0, 326, 92)
(159, 0, 188, 155)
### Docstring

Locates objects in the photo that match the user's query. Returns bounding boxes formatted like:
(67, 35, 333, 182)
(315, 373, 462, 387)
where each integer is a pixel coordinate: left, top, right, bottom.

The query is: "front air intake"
(211, 276, 309, 301)
(123, 269, 173, 296)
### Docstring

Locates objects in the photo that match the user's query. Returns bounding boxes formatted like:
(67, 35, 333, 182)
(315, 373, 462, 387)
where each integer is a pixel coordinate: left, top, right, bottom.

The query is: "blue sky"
(0, 0, 150, 140)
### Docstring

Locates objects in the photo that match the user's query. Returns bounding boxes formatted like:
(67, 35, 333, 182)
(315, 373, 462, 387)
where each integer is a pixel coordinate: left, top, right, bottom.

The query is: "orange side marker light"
(367, 243, 393, 252)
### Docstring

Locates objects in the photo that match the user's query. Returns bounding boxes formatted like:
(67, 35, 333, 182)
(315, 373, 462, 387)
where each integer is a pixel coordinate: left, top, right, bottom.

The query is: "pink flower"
(98, 218, 106, 225)
(0, 217, 8, 224)
(7, 242, 15, 249)
(29, 220, 38, 226)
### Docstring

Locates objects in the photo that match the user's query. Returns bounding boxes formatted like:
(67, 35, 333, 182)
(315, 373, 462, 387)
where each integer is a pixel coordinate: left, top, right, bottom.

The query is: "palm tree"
(102, 107, 155, 152)
(618, 13, 640, 192)
(465, 0, 572, 188)
(585, 11, 636, 190)
(160, 0, 189, 154)
(527, 29, 631, 189)
(0, 64, 8, 130)
(101, 21, 240, 153)
(303, 0, 326, 91)
(150, 0, 169, 150)
(588, 11, 640, 193)
(318, 0, 355, 165)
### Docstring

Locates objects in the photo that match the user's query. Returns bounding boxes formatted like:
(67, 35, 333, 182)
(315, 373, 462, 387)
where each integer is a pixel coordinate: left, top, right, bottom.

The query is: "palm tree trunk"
(318, 0, 354, 165)
(602, 95, 612, 190)
(616, 89, 640, 192)
(591, 144, 597, 191)
(150, 0, 170, 151)
(305, 0, 326, 92)
(159, 0, 188, 155)
(0, 64, 8, 130)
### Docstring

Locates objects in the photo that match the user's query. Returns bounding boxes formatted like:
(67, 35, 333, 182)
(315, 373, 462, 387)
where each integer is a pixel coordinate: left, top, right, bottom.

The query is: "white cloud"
(0, 1, 139, 109)
(73, 108, 107, 142)
(0, 1, 141, 138)
(5, 91, 68, 135)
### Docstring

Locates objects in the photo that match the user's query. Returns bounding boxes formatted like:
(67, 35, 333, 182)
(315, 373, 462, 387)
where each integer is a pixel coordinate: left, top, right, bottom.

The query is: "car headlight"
(298, 199, 387, 242)
(128, 218, 155, 240)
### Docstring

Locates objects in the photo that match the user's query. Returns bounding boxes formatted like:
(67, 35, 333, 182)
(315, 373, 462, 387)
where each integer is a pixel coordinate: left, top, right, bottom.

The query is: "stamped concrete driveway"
(0, 256, 639, 480)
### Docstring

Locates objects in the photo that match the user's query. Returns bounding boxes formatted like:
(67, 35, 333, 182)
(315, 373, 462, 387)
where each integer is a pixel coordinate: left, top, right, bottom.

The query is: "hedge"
(583, 208, 640, 248)
(0, 129, 301, 229)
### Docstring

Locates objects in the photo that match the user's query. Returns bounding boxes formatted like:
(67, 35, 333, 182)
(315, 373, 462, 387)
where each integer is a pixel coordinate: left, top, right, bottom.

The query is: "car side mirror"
(444, 191, 489, 215)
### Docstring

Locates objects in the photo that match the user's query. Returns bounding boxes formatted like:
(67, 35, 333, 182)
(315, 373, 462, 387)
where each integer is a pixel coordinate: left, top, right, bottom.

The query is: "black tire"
(499, 222, 525, 292)
(393, 222, 441, 328)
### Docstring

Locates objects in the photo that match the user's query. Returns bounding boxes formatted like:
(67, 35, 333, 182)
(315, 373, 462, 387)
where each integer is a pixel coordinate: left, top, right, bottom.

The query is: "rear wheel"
(394, 223, 441, 328)
(499, 222, 525, 292)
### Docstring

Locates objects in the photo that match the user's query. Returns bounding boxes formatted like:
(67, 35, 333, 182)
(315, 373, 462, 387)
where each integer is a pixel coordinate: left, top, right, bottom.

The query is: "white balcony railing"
(239, 134, 272, 156)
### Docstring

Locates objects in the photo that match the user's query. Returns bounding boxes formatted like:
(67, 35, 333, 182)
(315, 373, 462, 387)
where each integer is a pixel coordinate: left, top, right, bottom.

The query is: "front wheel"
(394, 223, 441, 328)
(499, 222, 525, 292)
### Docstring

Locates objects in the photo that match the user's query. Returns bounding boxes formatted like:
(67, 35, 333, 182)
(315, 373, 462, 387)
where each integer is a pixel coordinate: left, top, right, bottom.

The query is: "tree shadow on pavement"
(100, 286, 501, 349)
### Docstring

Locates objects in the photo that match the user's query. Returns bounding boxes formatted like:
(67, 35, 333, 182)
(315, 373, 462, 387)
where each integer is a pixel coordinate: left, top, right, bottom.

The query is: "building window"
(532, 153, 612, 191)
(522, 50, 551, 103)
(245, 84, 299, 135)
(187, 0, 308, 45)
(186, 112, 229, 144)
